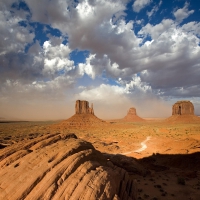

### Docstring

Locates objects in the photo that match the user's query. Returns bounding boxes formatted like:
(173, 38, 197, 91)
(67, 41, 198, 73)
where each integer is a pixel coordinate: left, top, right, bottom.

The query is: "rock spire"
(75, 100, 94, 114)
(55, 100, 104, 127)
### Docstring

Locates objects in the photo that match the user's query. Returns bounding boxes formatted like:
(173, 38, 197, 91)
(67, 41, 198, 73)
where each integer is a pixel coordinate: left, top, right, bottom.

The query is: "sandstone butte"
(123, 107, 145, 122)
(55, 100, 106, 128)
(0, 99, 200, 199)
(166, 100, 200, 123)
(0, 132, 138, 200)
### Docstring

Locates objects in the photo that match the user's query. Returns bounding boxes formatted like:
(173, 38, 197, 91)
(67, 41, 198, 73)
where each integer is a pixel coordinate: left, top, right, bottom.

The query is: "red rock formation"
(172, 101, 194, 115)
(55, 100, 104, 128)
(124, 107, 144, 122)
(75, 100, 94, 114)
(166, 101, 200, 123)
(89, 103, 94, 115)
(0, 132, 137, 199)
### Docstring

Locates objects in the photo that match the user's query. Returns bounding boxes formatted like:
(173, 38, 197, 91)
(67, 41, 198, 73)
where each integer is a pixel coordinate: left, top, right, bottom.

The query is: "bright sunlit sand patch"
(122, 136, 151, 155)
(134, 136, 151, 152)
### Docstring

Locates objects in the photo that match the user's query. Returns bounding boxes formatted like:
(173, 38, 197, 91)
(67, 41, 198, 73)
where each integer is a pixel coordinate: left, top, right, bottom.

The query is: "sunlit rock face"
(75, 100, 94, 115)
(0, 133, 137, 200)
(166, 101, 200, 123)
(54, 100, 104, 128)
(172, 101, 194, 115)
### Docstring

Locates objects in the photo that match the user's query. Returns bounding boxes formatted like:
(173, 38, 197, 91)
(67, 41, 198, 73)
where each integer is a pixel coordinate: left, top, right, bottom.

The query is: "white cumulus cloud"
(173, 2, 194, 23)
(133, 0, 152, 13)
(43, 40, 74, 75)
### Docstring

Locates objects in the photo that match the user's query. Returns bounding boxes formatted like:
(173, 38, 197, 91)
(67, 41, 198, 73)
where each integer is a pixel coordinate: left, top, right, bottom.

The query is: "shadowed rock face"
(76, 100, 94, 115)
(172, 101, 194, 115)
(124, 107, 144, 122)
(0, 133, 137, 200)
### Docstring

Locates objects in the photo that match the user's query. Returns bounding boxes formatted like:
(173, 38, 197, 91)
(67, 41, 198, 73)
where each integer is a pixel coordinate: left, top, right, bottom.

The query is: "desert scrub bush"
(177, 177, 185, 185)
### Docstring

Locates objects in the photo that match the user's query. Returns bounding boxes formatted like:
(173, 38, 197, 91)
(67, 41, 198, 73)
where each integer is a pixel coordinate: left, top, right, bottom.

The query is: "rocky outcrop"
(166, 101, 200, 123)
(172, 101, 194, 115)
(76, 100, 94, 114)
(124, 107, 144, 122)
(0, 133, 137, 200)
(55, 100, 104, 128)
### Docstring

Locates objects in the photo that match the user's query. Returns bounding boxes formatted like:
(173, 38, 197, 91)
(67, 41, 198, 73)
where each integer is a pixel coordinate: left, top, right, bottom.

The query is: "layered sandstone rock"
(75, 100, 94, 115)
(172, 101, 194, 115)
(124, 107, 144, 122)
(166, 101, 200, 123)
(54, 100, 104, 128)
(0, 132, 137, 200)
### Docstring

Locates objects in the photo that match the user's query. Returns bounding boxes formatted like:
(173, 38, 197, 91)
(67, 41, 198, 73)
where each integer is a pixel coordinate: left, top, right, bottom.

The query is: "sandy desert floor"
(0, 119, 200, 200)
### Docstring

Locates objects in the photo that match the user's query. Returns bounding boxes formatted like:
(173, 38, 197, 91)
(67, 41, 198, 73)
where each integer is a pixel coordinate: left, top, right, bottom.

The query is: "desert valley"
(1, 0, 200, 199)
(0, 100, 200, 200)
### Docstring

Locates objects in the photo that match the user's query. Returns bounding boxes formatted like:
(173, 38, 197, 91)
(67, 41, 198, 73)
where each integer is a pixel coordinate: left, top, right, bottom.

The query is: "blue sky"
(0, 0, 200, 120)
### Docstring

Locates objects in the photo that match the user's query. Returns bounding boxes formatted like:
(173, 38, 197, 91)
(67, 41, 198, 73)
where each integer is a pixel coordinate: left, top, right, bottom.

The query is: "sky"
(0, 0, 200, 120)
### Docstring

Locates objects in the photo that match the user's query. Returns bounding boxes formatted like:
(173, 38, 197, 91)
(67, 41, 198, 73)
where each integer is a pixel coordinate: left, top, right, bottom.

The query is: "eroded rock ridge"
(0, 132, 137, 200)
